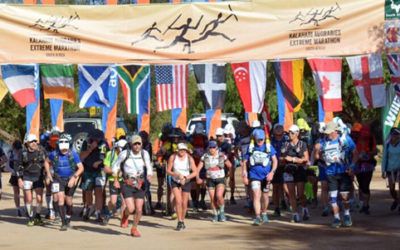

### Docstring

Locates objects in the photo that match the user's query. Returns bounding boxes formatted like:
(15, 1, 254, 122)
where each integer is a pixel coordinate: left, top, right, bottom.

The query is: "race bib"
(207, 169, 225, 179)
(324, 143, 342, 165)
(51, 182, 60, 193)
(23, 180, 33, 190)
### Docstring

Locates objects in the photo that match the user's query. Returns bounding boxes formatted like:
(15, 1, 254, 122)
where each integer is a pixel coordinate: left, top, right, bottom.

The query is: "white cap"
(215, 128, 224, 136)
(289, 125, 300, 133)
(251, 120, 261, 128)
(177, 142, 188, 151)
(224, 124, 236, 138)
(26, 134, 38, 142)
(194, 123, 205, 135)
(318, 122, 326, 134)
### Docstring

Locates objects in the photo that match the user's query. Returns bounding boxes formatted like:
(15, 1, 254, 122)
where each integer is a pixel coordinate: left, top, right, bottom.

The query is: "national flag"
(155, 64, 188, 112)
(206, 108, 221, 138)
(318, 96, 333, 123)
(386, 54, 400, 98)
(26, 65, 40, 139)
(194, 63, 226, 110)
(276, 78, 293, 131)
(261, 101, 272, 136)
(172, 108, 187, 133)
(0, 75, 8, 103)
(307, 58, 343, 112)
(272, 60, 304, 112)
(134, 0, 150, 3)
(50, 99, 64, 131)
(116, 64, 151, 115)
(78, 65, 112, 108)
(1, 64, 37, 108)
(231, 61, 267, 113)
(38, 0, 55, 4)
(106, 0, 117, 4)
(245, 112, 258, 127)
(138, 106, 151, 133)
(103, 66, 119, 146)
(40, 64, 75, 103)
(346, 54, 385, 108)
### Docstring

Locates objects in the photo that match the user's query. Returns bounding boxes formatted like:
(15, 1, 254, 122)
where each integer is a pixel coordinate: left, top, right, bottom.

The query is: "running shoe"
(212, 214, 219, 222)
(331, 218, 341, 228)
(291, 214, 300, 223)
(343, 215, 352, 227)
(34, 215, 45, 226)
(272, 209, 281, 217)
(65, 218, 71, 228)
(192, 201, 199, 212)
(16, 208, 22, 217)
(131, 228, 141, 237)
(321, 207, 329, 217)
(220, 212, 226, 222)
(171, 212, 178, 220)
(280, 200, 288, 210)
(253, 216, 262, 226)
(121, 212, 129, 228)
(262, 213, 269, 224)
(27, 219, 35, 227)
(176, 221, 184, 231)
(230, 197, 237, 205)
(82, 209, 90, 221)
(104, 214, 111, 225)
(181, 222, 186, 230)
(199, 200, 208, 210)
(390, 200, 398, 211)
(360, 206, 370, 215)
(60, 223, 68, 231)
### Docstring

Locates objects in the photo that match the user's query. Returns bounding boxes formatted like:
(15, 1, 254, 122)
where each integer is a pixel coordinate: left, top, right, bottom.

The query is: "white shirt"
(112, 149, 152, 178)
(172, 154, 190, 182)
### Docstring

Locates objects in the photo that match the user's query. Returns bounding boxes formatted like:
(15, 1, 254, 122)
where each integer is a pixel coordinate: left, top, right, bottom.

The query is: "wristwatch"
(271, 169, 276, 173)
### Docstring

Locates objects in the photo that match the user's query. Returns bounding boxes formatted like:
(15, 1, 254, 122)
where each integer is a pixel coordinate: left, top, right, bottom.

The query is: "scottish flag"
(78, 65, 112, 108)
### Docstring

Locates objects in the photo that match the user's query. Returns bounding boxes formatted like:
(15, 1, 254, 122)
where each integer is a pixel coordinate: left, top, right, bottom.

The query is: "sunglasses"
(29, 140, 38, 143)
(209, 146, 217, 149)
(289, 131, 297, 135)
(274, 133, 283, 137)
(133, 142, 142, 146)
(59, 140, 69, 144)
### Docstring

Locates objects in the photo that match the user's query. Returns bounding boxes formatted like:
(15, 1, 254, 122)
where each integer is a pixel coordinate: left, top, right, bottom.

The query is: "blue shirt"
(49, 150, 81, 178)
(382, 142, 400, 172)
(244, 144, 276, 180)
(320, 135, 355, 175)
(271, 137, 286, 159)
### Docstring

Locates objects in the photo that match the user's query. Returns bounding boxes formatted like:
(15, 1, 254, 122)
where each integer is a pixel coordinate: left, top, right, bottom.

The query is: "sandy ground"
(0, 168, 399, 250)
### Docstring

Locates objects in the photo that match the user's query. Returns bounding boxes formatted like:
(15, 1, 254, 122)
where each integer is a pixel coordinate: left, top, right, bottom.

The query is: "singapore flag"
(231, 61, 267, 113)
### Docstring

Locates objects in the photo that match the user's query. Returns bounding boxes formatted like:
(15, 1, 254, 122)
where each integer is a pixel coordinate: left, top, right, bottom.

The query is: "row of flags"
(0, 53, 398, 143)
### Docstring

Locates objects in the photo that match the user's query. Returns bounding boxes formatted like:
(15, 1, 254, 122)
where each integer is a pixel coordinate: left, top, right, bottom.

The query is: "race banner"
(0, 0, 384, 63)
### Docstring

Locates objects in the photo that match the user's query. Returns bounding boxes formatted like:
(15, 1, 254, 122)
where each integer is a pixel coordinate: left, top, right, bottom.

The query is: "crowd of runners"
(0, 117, 400, 237)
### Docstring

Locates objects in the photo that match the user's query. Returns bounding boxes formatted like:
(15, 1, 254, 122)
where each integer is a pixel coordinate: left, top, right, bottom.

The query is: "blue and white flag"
(78, 65, 112, 108)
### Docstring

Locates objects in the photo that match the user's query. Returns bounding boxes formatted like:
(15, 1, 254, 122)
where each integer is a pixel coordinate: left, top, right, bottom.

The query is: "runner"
(112, 135, 153, 237)
(189, 124, 208, 212)
(314, 121, 358, 228)
(315, 122, 330, 217)
(103, 130, 128, 223)
(80, 129, 108, 224)
(167, 142, 197, 231)
(196, 140, 231, 222)
(223, 124, 237, 205)
(5, 140, 23, 216)
(382, 127, 400, 214)
(270, 124, 287, 217)
(139, 130, 155, 215)
(280, 125, 310, 223)
(354, 124, 377, 215)
(44, 133, 84, 231)
(243, 129, 277, 225)
(15, 134, 46, 226)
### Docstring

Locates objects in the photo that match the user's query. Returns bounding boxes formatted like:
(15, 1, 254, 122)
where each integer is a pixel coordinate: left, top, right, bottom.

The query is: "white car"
(186, 113, 239, 135)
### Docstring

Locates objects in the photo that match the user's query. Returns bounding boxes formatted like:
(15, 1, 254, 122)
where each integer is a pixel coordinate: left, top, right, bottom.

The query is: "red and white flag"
(307, 58, 343, 112)
(346, 54, 385, 108)
(231, 61, 267, 113)
(155, 64, 188, 112)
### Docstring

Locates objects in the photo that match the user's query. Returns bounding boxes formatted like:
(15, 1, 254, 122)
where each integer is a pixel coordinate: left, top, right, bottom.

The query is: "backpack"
(52, 150, 77, 175)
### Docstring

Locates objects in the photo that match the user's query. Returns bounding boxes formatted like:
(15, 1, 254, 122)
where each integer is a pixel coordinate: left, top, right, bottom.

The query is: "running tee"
(244, 144, 276, 180)
(320, 134, 355, 175)
(48, 150, 81, 178)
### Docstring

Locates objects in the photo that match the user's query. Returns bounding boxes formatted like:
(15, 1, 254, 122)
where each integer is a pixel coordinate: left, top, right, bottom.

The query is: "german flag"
(273, 60, 304, 112)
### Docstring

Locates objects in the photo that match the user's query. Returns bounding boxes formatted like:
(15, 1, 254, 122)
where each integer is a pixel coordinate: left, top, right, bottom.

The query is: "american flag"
(155, 65, 188, 112)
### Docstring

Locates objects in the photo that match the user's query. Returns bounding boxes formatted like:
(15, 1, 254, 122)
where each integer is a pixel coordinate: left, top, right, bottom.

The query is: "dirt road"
(0, 169, 399, 250)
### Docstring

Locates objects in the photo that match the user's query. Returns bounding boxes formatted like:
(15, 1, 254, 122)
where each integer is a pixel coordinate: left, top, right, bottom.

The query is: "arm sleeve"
(112, 150, 125, 175)
(144, 150, 153, 176)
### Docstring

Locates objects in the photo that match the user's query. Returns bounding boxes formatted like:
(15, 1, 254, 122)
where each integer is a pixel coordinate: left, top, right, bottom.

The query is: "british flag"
(155, 64, 188, 112)
(387, 54, 400, 98)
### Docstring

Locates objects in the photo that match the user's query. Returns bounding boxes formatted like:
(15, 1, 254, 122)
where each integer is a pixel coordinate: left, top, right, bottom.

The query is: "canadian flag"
(346, 54, 386, 108)
(231, 61, 267, 113)
(307, 58, 343, 112)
